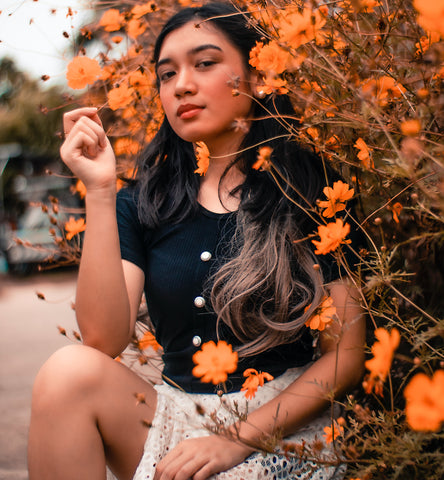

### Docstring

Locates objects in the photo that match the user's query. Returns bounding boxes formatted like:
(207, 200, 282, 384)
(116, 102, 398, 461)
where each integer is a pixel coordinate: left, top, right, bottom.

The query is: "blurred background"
(0, 0, 93, 275)
(0, 2, 93, 478)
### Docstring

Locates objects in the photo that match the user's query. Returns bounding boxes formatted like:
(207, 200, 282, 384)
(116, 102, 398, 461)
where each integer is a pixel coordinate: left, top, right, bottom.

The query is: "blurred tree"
(0, 57, 70, 158)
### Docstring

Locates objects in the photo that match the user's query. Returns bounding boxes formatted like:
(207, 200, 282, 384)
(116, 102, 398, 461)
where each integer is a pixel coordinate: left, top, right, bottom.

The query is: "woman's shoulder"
(117, 184, 140, 206)
(116, 185, 141, 223)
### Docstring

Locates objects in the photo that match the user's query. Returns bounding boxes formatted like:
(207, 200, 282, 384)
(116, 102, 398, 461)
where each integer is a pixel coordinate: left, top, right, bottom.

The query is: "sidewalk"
(0, 270, 78, 480)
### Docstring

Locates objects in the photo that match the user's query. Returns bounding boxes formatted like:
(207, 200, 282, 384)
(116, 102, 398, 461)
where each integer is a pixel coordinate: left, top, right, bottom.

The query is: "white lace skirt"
(130, 366, 346, 480)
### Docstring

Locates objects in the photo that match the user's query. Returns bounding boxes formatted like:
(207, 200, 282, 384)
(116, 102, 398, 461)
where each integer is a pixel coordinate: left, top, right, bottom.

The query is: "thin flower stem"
(361, 173, 436, 225)
(208, 134, 291, 159)
(388, 371, 394, 412)
(389, 283, 439, 327)
(268, 168, 322, 227)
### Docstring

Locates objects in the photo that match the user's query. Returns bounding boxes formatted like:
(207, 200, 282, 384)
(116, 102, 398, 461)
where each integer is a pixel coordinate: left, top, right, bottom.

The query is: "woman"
(28, 3, 365, 479)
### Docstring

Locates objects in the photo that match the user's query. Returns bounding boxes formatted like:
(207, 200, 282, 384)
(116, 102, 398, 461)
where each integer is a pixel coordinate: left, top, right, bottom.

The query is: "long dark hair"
(135, 2, 338, 356)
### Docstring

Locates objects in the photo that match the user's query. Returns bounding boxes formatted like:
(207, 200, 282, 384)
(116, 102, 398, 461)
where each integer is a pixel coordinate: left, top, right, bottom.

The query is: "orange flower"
(100, 64, 116, 82)
(312, 218, 351, 255)
(323, 420, 344, 444)
(361, 76, 406, 107)
(114, 137, 141, 157)
(388, 202, 403, 223)
(354, 138, 374, 169)
(241, 369, 274, 400)
(279, 6, 327, 50)
(249, 40, 290, 74)
(65, 217, 86, 240)
(112, 35, 124, 44)
(138, 331, 162, 352)
(306, 127, 320, 141)
(404, 370, 444, 432)
(108, 83, 135, 111)
(318, 180, 354, 218)
(252, 146, 273, 171)
(194, 141, 210, 176)
(305, 296, 337, 331)
(400, 119, 421, 136)
(99, 9, 125, 32)
(131, 2, 157, 19)
(363, 328, 400, 396)
(415, 32, 441, 55)
(413, 0, 444, 37)
(355, 0, 380, 13)
(71, 179, 86, 199)
(260, 74, 289, 95)
(126, 18, 146, 39)
(66, 56, 102, 90)
(129, 70, 153, 96)
(192, 340, 238, 385)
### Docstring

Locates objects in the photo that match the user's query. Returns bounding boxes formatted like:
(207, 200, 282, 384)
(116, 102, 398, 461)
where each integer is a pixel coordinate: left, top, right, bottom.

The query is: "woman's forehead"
(158, 21, 233, 59)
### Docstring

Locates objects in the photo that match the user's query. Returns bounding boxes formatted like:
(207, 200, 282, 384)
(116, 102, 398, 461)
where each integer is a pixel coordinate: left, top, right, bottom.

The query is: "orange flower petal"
(108, 83, 135, 110)
(138, 331, 161, 352)
(312, 219, 351, 255)
(64, 216, 86, 240)
(252, 146, 273, 171)
(99, 9, 125, 32)
(192, 341, 238, 385)
(66, 56, 101, 90)
(404, 370, 444, 432)
(194, 141, 210, 176)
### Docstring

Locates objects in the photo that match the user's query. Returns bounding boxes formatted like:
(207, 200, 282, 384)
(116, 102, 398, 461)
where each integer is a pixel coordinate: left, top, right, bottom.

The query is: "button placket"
(192, 249, 213, 348)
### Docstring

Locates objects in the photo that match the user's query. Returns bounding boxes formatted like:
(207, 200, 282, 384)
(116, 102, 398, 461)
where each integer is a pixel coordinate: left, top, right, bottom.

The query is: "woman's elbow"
(80, 330, 131, 358)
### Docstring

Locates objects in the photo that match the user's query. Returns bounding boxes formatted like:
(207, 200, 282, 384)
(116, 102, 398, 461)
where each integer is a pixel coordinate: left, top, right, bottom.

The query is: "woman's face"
(156, 21, 255, 152)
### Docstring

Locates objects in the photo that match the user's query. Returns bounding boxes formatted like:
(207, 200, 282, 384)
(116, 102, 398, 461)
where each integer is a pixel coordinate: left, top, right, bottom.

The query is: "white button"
(192, 335, 202, 347)
(194, 296, 206, 308)
(200, 251, 212, 262)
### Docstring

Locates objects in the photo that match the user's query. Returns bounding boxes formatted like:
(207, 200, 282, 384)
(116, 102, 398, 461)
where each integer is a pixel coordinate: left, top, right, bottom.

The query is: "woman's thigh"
(30, 343, 157, 479)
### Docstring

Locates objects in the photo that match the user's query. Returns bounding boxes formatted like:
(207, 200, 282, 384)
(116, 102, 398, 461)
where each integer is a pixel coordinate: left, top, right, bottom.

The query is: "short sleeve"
(116, 187, 147, 272)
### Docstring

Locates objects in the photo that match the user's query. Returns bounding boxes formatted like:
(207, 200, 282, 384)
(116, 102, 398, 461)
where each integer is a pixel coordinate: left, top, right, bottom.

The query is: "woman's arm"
(154, 280, 365, 480)
(60, 108, 144, 357)
(234, 280, 365, 443)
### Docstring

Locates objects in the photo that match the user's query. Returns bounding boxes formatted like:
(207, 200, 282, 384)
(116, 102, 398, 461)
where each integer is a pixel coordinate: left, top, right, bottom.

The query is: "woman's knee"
(31, 344, 109, 411)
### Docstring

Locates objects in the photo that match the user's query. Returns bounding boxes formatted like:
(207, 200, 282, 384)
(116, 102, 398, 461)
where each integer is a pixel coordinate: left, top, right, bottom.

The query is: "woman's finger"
(62, 130, 100, 162)
(158, 453, 205, 480)
(63, 107, 103, 138)
(64, 114, 107, 149)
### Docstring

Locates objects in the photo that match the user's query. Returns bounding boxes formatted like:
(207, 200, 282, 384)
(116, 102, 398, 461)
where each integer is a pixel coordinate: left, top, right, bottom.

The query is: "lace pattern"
(130, 366, 346, 480)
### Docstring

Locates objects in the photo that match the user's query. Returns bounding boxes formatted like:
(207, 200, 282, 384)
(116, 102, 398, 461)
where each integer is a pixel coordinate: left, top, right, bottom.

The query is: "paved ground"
(0, 269, 78, 480)
(0, 268, 162, 480)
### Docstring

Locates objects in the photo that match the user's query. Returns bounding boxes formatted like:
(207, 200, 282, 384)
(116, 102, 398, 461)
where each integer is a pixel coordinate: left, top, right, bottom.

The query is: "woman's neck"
(197, 142, 245, 214)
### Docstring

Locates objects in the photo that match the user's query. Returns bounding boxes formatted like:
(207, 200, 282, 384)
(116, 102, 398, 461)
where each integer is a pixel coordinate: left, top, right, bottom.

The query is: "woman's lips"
(177, 104, 204, 119)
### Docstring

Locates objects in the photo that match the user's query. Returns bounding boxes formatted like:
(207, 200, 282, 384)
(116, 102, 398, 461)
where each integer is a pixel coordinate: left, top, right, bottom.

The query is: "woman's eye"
(196, 60, 215, 69)
(159, 70, 175, 82)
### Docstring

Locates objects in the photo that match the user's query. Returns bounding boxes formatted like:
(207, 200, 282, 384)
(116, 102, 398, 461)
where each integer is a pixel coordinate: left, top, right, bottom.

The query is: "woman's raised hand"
(60, 107, 117, 195)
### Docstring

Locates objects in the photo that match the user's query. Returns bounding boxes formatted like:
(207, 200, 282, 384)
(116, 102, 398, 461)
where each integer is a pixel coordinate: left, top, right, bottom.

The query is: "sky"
(0, 0, 94, 87)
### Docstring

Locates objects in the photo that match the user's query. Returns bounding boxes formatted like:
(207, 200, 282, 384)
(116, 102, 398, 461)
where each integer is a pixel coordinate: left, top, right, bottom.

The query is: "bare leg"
(28, 344, 157, 480)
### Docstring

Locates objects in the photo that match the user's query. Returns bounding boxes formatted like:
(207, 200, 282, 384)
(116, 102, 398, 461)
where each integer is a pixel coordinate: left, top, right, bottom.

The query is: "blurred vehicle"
(1, 203, 61, 274)
(0, 145, 81, 274)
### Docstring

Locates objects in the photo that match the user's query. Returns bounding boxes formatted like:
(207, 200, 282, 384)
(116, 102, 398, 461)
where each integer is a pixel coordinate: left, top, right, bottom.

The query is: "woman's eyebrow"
(156, 44, 223, 69)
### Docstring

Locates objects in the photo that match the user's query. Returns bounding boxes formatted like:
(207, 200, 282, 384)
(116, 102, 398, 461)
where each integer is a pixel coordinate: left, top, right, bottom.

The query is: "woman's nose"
(174, 68, 197, 97)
